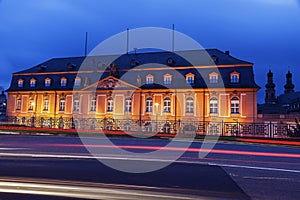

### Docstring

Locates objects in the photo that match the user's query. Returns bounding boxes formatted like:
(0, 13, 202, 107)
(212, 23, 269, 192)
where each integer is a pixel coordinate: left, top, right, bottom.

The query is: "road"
(0, 134, 299, 199)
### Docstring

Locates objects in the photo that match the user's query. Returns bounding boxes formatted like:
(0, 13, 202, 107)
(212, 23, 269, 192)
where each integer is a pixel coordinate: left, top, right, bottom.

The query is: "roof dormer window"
(30, 78, 36, 87)
(146, 74, 154, 85)
(211, 55, 219, 63)
(167, 58, 174, 65)
(18, 79, 24, 87)
(164, 74, 172, 85)
(60, 77, 67, 87)
(209, 72, 219, 83)
(230, 71, 240, 83)
(74, 77, 81, 87)
(45, 78, 51, 87)
(185, 73, 195, 84)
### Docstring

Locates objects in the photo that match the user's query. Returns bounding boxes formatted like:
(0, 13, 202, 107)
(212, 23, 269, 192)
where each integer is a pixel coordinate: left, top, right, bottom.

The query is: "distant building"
(6, 49, 259, 133)
(0, 90, 6, 113)
(258, 70, 300, 122)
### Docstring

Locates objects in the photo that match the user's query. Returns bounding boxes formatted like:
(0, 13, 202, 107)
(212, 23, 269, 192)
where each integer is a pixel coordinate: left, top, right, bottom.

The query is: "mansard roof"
(7, 49, 259, 92)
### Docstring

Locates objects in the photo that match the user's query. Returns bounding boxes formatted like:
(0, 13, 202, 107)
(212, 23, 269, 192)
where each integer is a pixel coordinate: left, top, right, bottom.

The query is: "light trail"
(39, 143, 300, 159)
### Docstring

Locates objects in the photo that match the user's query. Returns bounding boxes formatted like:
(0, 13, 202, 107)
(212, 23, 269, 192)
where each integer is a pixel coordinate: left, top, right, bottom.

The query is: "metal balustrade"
(2, 116, 297, 138)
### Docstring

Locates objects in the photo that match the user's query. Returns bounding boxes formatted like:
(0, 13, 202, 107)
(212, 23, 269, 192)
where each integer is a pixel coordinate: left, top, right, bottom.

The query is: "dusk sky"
(1, 0, 300, 103)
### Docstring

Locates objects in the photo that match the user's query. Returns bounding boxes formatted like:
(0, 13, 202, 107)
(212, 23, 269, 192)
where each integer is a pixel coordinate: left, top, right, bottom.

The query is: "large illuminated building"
(6, 49, 259, 133)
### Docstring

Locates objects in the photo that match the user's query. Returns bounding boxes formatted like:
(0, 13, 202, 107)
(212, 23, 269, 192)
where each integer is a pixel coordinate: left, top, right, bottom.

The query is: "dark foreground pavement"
(0, 157, 250, 200)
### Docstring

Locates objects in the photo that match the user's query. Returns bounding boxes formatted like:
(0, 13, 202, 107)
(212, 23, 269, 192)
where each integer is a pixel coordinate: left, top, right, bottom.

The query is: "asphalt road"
(0, 134, 299, 199)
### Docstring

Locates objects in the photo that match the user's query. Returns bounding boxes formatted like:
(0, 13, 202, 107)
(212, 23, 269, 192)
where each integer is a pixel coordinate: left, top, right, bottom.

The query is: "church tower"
(265, 70, 277, 104)
(284, 70, 295, 94)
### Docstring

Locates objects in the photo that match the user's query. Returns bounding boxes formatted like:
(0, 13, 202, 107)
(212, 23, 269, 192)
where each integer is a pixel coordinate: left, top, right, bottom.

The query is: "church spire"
(265, 70, 277, 104)
(284, 70, 295, 94)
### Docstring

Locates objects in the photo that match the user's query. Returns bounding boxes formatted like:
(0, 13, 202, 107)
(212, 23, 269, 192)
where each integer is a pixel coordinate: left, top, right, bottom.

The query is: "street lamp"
(155, 103, 159, 132)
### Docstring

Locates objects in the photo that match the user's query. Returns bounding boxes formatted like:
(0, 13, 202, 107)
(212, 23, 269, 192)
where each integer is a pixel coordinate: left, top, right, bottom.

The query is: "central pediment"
(82, 76, 139, 91)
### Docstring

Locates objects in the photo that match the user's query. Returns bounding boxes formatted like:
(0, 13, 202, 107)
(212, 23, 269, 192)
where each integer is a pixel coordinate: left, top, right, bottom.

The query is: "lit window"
(90, 97, 96, 112)
(73, 99, 80, 112)
(107, 97, 113, 112)
(45, 78, 51, 87)
(164, 74, 172, 85)
(209, 72, 218, 83)
(146, 74, 154, 85)
(74, 77, 81, 87)
(230, 72, 240, 83)
(146, 97, 153, 112)
(43, 98, 49, 111)
(231, 97, 239, 114)
(30, 79, 36, 87)
(210, 97, 218, 114)
(125, 98, 132, 112)
(186, 97, 194, 113)
(16, 98, 21, 110)
(185, 73, 195, 84)
(61, 78, 67, 87)
(59, 98, 65, 111)
(18, 79, 24, 87)
(163, 97, 171, 113)
(28, 98, 34, 111)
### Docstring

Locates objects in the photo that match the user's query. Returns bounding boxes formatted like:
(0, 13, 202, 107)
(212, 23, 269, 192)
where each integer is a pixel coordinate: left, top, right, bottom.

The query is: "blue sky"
(0, 0, 300, 103)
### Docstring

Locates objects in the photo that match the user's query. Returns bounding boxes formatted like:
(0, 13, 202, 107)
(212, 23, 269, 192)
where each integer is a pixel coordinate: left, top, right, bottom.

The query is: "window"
(209, 72, 218, 83)
(230, 72, 240, 83)
(125, 98, 132, 112)
(107, 97, 113, 112)
(61, 78, 67, 87)
(163, 97, 171, 113)
(164, 74, 172, 85)
(74, 77, 81, 87)
(90, 97, 96, 112)
(210, 97, 218, 114)
(146, 74, 154, 85)
(16, 98, 21, 110)
(28, 98, 34, 111)
(73, 99, 80, 112)
(45, 78, 51, 87)
(231, 97, 239, 114)
(186, 97, 194, 113)
(59, 98, 65, 111)
(211, 55, 219, 63)
(167, 58, 174, 65)
(186, 73, 195, 84)
(146, 97, 153, 112)
(30, 79, 36, 87)
(43, 98, 49, 111)
(18, 79, 24, 87)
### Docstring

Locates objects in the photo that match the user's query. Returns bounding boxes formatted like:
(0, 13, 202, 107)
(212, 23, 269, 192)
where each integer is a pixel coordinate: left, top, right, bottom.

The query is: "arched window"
(231, 97, 239, 114)
(163, 97, 171, 113)
(186, 97, 194, 113)
(107, 97, 113, 112)
(210, 97, 218, 114)
(60, 77, 67, 87)
(146, 97, 153, 112)
(125, 98, 132, 112)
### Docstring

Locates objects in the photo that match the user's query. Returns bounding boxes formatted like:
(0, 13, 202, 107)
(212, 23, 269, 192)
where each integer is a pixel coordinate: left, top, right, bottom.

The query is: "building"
(0, 90, 7, 120)
(258, 70, 300, 123)
(6, 49, 259, 134)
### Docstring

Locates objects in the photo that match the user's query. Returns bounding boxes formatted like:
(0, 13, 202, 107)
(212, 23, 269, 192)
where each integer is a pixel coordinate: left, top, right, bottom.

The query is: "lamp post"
(155, 103, 159, 132)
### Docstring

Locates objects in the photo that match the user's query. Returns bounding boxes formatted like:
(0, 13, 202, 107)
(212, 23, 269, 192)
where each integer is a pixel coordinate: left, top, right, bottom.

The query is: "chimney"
(225, 50, 230, 55)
